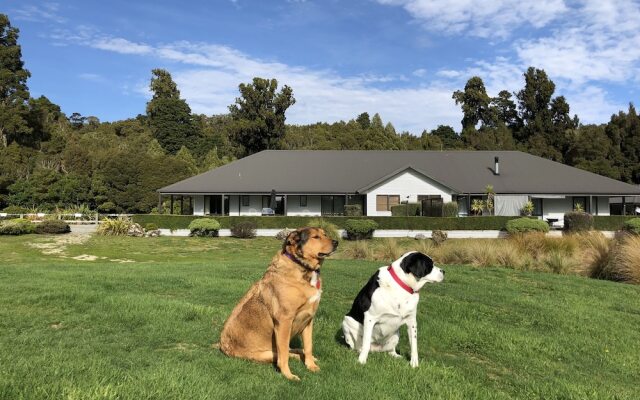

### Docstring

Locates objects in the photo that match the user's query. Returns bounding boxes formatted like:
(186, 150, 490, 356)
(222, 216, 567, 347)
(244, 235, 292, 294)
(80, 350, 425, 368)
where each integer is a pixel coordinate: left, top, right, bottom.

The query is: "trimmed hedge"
(344, 219, 378, 240)
(390, 203, 421, 216)
(344, 204, 363, 217)
(505, 218, 549, 234)
(132, 215, 531, 231)
(564, 212, 593, 232)
(0, 219, 36, 235)
(623, 218, 640, 235)
(593, 216, 639, 231)
(35, 220, 71, 234)
(188, 218, 221, 237)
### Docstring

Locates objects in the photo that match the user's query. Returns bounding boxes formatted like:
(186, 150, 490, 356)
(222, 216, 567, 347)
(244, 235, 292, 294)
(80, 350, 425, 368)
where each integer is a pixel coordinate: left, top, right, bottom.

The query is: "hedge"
(344, 219, 378, 240)
(505, 218, 549, 234)
(390, 203, 421, 216)
(622, 218, 640, 235)
(132, 215, 528, 230)
(564, 212, 593, 232)
(593, 216, 639, 231)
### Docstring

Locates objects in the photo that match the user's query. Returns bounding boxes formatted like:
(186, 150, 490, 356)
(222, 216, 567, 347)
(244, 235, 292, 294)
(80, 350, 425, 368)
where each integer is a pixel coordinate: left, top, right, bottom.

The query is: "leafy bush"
(622, 218, 640, 235)
(506, 218, 549, 234)
(431, 230, 448, 246)
(97, 217, 133, 236)
(0, 219, 35, 235)
(276, 228, 292, 241)
(231, 221, 257, 238)
(390, 203, 421, 216)
(564, 212, 593, 233)
(97, 202, 118, 213)
(188, 218, 221, 237)
(344, 204, 363, 217)
(593, 216, 639, 231)
(144, 223, 159, 232)
(35, 220, 71, 234)
(344, 219, 378, 240)
(443, 202, 458, 217)
(609, 235, 640, 284)
(521, 200, 534, 216)
(307, 218, 340, 240)
(1, 205, 29, 214)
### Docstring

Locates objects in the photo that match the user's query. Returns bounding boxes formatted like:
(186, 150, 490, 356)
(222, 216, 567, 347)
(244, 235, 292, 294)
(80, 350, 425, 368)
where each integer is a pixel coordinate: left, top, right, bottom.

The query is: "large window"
(532, 198, 543, 216)
(241, 195, 250, 207)
(573, 196, 587, 212)
(262, 195, 270, 208)
(376, 195, 400, 212)
(321, 195, 345, 215)
(300, 195, 307, 207)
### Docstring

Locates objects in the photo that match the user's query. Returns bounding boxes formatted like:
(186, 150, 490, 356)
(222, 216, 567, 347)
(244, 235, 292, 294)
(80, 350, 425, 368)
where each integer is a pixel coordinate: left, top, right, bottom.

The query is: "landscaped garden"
(1, 233, 639, 399)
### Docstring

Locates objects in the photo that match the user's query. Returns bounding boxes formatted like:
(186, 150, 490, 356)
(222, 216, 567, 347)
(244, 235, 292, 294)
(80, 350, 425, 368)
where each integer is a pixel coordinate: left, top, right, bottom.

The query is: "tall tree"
(228, 77, 295, 156)
(515, 67, 556, 143)
(430, 125, 462, 149)
(491, 90, 520, 130)
(0, 14, 31, 148)
(146, 69, 197, 154)
(452, 76, 492, 130)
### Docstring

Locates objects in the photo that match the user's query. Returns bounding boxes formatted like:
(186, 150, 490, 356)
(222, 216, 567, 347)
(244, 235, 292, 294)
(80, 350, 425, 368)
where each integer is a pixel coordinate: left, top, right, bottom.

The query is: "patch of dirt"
(28, 233, 92, 256)
(50, 322, 63, 329)
(72, 254, 99, 261)
(109, 259, 135, 263)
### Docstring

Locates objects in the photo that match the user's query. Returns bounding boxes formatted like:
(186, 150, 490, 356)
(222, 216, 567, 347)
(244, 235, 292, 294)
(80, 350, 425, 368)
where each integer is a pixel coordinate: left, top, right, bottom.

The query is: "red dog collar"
(387, 265, 414, 294)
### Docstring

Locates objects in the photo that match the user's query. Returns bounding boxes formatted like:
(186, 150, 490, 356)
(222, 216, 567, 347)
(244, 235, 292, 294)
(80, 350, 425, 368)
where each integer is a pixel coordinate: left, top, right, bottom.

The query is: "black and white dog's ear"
(400, 252, 434, 279)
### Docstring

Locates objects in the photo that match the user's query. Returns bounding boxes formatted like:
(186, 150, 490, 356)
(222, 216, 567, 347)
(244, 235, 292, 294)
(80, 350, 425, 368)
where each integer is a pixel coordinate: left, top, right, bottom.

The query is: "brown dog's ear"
(283, 230, 300, 252)
(282, 228, 310, 253)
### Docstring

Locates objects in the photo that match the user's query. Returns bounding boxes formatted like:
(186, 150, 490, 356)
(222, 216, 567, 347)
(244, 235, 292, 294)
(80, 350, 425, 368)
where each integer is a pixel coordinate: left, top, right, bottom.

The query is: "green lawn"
(1, 235, 639, 399)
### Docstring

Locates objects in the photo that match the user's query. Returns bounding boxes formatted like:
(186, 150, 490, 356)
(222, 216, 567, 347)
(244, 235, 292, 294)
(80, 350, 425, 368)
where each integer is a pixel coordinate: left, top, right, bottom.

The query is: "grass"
(1, 234, 640, 399)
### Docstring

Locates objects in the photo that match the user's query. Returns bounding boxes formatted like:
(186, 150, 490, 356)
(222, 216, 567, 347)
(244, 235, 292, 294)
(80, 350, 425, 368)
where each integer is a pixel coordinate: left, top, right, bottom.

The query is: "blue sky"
(5, 0, 640, 133)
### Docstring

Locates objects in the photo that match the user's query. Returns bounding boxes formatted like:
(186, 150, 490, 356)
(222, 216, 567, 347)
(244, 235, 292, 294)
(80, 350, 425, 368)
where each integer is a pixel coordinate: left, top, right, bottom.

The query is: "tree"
(430, 125, 461, 149)
(491, 90, 519, 130)
(228, 77, 295, 156)
(452, 76, 492, 130)
(0, 14, 31, 148)
(356, 112, 371, 130)
(69, 112, 86, 129)
(146, 69, 198, 154)
(515, 67, 556, 143)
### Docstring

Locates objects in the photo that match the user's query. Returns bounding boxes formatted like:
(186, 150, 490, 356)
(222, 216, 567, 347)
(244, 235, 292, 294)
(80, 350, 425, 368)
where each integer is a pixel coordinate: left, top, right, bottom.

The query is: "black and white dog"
(342, 251, 444, 368)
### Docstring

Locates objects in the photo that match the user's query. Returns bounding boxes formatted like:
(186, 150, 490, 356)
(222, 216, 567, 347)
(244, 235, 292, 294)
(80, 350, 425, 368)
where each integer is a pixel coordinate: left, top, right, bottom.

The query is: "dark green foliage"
(344, 204, 362, 217)
(390, 203, 421, 216)
(622, 218, 640, 235)
(34, 220, 70, 234)
(0, 218, 34, 235)
(593, 216, 640, 231)
(344, 219, 378, 240)
(188, 218, 220, 237)
(563, 212, 593, 233)
(443, 202, 458, 217)
(230, 221, 257, 238)
(229, 77, 295, 156)
(132, 215, 527, 231)
(144, 223, 159, 232)
(452, 76, 492, 130)
(505, 218, 550, 234)
(2, 205, 28, 214)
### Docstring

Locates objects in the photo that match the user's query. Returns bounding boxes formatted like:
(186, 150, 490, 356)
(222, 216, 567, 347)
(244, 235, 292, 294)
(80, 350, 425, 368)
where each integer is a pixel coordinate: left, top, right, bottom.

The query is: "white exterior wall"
(595, 196, 610, 216)
(286, 195, 322, 216)
(364, 170, 453, 216)
(228, 195, 262, 216)
(193, 195, 205, 216)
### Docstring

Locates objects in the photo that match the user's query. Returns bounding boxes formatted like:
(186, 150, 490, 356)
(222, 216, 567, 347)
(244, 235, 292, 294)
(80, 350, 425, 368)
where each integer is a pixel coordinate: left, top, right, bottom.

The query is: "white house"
(158, 150, 640, 222)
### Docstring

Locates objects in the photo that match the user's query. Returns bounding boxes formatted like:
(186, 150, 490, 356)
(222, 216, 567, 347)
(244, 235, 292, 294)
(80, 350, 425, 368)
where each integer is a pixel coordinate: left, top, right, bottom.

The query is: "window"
(573, 196, 587, 212)
(532, 198, 543, 216)
(241, 195, 250, 207)
(300, 195, 307, 207)
(376, 195, 400, 212)
(262, 195, 270, 208)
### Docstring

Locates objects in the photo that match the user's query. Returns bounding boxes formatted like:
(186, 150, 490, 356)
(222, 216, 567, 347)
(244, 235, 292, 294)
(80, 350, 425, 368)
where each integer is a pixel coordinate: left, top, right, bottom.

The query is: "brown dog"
(218, 227, 338, 380)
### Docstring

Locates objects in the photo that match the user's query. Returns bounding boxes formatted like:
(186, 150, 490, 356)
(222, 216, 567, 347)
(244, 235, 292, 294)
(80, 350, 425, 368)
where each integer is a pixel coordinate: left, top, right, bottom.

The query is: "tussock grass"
(608, 235, 640, 284)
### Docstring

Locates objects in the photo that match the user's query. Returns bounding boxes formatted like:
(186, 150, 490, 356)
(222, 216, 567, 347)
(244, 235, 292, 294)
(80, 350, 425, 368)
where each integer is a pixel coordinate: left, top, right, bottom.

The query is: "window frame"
(299, 195, 307, 207)
(241, 195, 250, 207)
(376, 194, 400, 212)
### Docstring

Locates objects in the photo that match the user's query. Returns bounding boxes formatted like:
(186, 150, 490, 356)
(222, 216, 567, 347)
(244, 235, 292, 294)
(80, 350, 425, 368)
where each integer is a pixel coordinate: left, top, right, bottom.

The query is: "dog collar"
(283, 251, 321, 289)
(387, 265, 415, 294)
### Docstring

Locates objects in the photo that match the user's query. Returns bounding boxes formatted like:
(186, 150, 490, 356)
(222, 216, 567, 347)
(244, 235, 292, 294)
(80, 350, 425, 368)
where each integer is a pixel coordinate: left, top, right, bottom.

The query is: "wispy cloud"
(12, 2, 67, 24)
(377, 0, 568, 39)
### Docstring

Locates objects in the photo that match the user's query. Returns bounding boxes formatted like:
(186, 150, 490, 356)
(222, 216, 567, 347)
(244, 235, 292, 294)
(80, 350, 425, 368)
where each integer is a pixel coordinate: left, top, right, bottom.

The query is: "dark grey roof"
(159, 150, 640, 195)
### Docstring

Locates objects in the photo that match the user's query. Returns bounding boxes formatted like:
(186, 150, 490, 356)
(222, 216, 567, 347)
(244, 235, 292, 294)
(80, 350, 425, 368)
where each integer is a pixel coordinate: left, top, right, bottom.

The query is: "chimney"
(494, 156, 500, 175)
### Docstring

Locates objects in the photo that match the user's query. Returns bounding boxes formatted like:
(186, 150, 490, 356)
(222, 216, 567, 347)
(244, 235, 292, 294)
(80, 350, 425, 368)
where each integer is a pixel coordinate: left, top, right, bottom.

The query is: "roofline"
(356, 165, 460, 193)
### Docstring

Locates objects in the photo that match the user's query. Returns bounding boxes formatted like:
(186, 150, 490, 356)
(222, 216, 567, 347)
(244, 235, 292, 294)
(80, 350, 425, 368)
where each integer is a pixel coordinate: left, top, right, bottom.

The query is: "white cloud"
(78, 73, 105, 82)
(91, 37, 153, 55)
(377, 0, 568, 39)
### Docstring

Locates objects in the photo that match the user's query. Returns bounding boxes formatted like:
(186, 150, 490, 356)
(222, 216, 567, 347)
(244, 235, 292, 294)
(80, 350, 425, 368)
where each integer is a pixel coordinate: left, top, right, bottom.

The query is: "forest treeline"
(1, 14, 639, 213)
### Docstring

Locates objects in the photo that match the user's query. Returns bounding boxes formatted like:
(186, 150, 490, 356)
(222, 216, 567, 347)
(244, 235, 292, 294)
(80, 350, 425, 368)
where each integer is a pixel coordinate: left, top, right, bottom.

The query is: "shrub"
(307, 218, 340, 241)
(344, 204, 363, 217)
(97, 202, 117, 213)
(97, 217, 133, 236)
(2, 205, 29, 214)
(378, 238, 402, 261)
(622, 218, 640, 235)
(231, 221, 257, 238)
(35, 220, 71, 234)
(521, 200, 534, 216)
(443, 202, 458, 217)
(431, 230, 448, 246)
(344, 219, 378, 240)
(276, 228, 292, 241)
(188, 218, 221, 237)
(543, 250, 576, 274)
(343, 240, 373, 260)
(0, 219, 35, 235)
(564, 212, 593, 233)
(580, 232, 615, 280)
(144, 223, 159, 232)
(609, 235, 640, 284)
(506, 218, 549, 234)
(390, 203, 421, 216)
